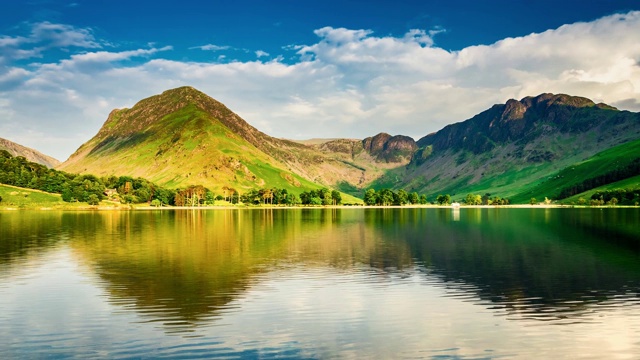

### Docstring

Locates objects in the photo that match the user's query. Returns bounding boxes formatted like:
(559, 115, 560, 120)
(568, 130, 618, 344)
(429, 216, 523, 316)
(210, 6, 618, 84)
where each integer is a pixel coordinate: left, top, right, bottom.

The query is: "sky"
(2, 0, 640, 161)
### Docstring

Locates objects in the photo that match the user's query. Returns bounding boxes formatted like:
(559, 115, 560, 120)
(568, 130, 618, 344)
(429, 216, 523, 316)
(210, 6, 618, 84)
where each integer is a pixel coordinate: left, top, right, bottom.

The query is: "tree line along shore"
(1, 150, 638, 209)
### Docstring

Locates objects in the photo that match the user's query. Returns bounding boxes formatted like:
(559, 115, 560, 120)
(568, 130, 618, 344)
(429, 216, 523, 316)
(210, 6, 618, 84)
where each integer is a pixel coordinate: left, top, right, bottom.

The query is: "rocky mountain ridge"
(0, 137, 60, 168)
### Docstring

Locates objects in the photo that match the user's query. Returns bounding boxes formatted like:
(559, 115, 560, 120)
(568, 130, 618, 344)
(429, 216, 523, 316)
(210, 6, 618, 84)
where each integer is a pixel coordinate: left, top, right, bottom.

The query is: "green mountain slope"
(510, 138, 640, 203)
(561, 175, 640, 204)
(59, 87, 323, 194)
(376, 93, 640, 202)
(0, 137, 60, 168)
(59, 87, 416, 198)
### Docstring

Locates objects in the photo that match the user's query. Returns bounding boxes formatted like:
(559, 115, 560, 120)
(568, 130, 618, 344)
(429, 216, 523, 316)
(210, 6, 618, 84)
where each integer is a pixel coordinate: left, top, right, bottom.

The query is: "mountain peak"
(0, 137, 60, 168)
(159, 86, 208, 98)
(521, 93, 596, 109)
(498, 93, 614, 123)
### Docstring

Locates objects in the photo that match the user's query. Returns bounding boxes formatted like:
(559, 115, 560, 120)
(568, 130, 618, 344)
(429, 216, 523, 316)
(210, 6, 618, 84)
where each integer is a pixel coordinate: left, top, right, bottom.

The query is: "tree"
(364, 189, 377, 206)
(318, 188, 332, 205)
(436, 194, 451, 205)
(205, 191, 215, 205)
(530, 198, 537, 205)
(331, 190, 342, 205)
(408, 192, 419, 205)
(394, 189, 408, 205)
(379, 189, 394, 206)
(419, 195, 428, 204)
(285, 193, 300, 205)
(87, 194, 100, 205)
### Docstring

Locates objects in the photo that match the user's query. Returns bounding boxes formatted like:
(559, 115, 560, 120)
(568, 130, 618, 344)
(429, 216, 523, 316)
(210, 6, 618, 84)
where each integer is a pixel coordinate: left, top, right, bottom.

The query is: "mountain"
(58, 86, 411, 195)
(378, 93, 640, 200)
(0, 137, 60, 168)
(58, 86, 322, 193)
(58, 87, 639, 202)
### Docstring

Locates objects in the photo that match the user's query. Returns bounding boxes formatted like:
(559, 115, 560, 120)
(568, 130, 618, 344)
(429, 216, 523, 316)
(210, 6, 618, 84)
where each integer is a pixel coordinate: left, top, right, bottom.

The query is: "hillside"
(376, 93, 640, 200)
(0, 184, 64, 208)
(0, 137, 60, 168)
(58, 87, 410, 196)
(58, 87, 320, 194)
(509, 138, 640, 203)
(56, 88, 640, 203)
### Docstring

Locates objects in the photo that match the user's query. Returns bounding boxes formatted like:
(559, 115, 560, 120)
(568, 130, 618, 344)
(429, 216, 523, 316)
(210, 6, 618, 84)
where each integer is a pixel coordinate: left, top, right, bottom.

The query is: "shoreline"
(1, 204, 636, 211)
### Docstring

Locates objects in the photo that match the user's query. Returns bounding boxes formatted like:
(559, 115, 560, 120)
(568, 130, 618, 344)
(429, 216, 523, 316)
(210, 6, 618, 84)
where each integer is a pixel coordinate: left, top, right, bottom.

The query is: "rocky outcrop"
(362, 133, 417, 163)
(417, 93, 624, 155)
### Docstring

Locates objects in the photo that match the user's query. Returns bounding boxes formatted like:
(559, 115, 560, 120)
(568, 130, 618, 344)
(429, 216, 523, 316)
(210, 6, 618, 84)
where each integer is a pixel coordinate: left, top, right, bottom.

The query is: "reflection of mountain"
(375, 208, 640, 320)
(67, 210, 412, 331)
(0, 212, 64, 271)
(2, 209, 639, 331)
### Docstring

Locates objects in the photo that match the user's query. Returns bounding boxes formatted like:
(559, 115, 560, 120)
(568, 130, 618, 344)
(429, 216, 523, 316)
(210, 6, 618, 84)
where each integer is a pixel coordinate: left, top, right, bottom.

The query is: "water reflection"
(1, 208, 639, 333)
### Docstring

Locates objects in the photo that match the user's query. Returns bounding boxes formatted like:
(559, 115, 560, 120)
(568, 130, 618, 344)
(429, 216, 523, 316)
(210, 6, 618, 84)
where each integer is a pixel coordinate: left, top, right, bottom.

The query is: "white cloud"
(190, 44, 231, 51)
(29, 22, 101, 48)
(255, 50, 269, 58)
(2, 12, 640, 161)
(0, 22, 102, 65)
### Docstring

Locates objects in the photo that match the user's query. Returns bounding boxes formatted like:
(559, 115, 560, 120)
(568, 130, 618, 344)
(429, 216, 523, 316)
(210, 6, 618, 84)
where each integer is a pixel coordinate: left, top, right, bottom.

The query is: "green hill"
(509, 138, 640, 203)
(374, 93, 640, 203)
(561, 175, 640, 204)
(0, 184, 64, 208)
(59, 87, 331, 195)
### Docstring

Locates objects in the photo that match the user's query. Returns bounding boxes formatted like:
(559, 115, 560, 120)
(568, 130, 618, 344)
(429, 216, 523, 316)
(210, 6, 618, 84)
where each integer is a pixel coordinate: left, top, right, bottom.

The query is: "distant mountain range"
(0, 137, 60, 168)
(11, 86, 640, 202)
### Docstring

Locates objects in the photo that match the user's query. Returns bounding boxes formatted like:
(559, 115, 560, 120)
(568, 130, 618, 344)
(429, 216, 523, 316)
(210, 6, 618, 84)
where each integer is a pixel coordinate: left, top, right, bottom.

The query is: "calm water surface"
(0, 208, 639, 359)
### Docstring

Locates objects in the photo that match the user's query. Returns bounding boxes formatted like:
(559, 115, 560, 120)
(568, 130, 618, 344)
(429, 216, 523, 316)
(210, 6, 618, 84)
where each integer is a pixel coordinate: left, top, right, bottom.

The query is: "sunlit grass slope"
(0, 185, 63, 208)
(510, 138, 640, 203)
(59, 88, 332, 196)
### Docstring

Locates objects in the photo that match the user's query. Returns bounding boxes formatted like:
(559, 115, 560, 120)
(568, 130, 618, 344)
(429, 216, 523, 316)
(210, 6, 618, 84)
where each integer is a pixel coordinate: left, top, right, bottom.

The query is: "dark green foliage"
(436, 194, 451, 205)
(465, 193, 509, 205)
(556, 158, 640, 199)
(0, 150, 175, 205)
(87, 194, 100, 205)
(362, 188, 428, 206)
(408, 192, 419, 204)
(299, 188, 341, 205)
(590, 188, 640, 206)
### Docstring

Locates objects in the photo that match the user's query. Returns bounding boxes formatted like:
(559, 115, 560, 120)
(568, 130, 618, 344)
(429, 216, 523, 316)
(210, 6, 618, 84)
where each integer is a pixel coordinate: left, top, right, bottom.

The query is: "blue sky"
(2, 0, 640, 160)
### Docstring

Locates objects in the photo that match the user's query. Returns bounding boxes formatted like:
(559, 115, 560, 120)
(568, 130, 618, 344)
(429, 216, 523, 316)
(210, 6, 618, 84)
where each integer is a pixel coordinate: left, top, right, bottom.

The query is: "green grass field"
(509, 138, 640, 203)
(0, 185, 64, 208)
(561, 175, 640, 204)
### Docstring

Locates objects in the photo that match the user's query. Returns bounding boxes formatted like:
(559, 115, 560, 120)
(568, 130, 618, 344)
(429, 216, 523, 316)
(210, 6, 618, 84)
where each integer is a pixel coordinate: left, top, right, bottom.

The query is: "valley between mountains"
(6, 86, 640, 204)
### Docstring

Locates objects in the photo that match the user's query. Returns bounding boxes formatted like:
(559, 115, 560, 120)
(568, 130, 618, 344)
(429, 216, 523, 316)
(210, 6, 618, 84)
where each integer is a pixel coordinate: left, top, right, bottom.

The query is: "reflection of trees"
(385, 208, 640, 320)
(3, 208, 639, 330)
(69, 209, 414, 331)
(0, 212, 64, 271)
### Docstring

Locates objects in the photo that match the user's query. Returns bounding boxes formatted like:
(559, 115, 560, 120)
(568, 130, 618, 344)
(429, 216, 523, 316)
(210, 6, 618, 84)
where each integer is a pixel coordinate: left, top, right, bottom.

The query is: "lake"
(1, 208, 639, 359)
